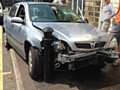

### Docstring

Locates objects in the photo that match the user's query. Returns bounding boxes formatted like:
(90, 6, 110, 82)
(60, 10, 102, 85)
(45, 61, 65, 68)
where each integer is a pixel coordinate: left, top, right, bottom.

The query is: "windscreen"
(29, 4, 84, 23)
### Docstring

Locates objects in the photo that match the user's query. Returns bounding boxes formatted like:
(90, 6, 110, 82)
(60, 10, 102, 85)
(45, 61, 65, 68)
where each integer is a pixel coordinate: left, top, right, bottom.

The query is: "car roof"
(17, 1, 63, 6)
(27, 2, 52, 4)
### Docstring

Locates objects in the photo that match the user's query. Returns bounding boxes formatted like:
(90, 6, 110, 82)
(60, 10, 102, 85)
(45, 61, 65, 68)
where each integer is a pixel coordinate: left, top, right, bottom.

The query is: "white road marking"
(10, 49, 24, 90)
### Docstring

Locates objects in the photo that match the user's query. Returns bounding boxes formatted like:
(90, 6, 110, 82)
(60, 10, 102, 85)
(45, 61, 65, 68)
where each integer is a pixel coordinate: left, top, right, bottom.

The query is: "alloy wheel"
(29, 50, 32, 73)
(4, 32, 7, 46)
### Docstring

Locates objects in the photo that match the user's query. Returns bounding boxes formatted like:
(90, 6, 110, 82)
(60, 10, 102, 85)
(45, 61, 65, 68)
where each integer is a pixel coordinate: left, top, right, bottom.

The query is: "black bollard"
(43, 27, 54, 83)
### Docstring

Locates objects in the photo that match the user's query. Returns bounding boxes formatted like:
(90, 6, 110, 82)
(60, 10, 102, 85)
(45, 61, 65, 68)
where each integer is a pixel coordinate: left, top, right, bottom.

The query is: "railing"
(70, 0, 85, 20)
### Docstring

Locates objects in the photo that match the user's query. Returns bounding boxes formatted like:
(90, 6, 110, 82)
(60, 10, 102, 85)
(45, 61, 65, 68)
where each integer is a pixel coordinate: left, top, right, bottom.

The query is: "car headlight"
(52, 41, 66, 52)
(109, 38, 117, 48)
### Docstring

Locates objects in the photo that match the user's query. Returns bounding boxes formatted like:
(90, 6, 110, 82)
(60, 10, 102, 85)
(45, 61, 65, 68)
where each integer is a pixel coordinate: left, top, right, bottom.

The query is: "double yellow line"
(0, 26, 3, 90)
(0, 25, 24, 90)
(0, 26, 11, 90)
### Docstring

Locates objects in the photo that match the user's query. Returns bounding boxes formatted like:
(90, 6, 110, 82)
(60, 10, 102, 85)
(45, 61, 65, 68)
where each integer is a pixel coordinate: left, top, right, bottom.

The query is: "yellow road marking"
(0, 71, 11, 75)
(0, 26, 11, 90)
(0, 26, 3, 90)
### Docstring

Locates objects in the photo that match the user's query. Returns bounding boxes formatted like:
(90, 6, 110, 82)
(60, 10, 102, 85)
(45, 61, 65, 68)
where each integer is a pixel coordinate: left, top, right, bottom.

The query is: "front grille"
(75, 42, 106, 49)
(95, 42, 106, 47)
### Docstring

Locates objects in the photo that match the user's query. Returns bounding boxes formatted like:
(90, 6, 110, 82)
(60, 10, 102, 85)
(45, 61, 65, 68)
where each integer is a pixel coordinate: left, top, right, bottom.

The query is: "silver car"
(3, 2, 119, 80)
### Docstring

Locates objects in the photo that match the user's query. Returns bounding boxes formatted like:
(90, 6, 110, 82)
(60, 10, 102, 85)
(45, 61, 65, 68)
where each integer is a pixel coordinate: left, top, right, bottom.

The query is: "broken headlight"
(109, 37, 117, 48)
(52, 41, 66, 52)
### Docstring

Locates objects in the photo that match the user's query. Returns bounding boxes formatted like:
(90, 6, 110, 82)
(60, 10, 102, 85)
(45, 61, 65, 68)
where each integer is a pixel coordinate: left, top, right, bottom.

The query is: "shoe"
(112, 59, 120, 67)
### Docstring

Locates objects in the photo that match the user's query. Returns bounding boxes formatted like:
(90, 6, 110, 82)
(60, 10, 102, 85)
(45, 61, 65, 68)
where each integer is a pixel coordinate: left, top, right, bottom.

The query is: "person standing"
(110, 0, 120, 66)
(100, 0, 116, 33)
(52, 0, 69, 6)
(52, 0, 62, 4)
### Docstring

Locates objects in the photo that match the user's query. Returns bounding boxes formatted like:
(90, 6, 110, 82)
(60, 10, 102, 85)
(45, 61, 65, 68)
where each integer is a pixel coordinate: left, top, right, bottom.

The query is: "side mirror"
(84, 18, 89, 23)
(11, 17, 24, 24)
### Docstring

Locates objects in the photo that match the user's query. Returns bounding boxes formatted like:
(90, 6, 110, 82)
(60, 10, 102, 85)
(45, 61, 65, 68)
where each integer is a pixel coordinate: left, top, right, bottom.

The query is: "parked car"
(3, 2, 119, 80)
(0, 2, 5, 25)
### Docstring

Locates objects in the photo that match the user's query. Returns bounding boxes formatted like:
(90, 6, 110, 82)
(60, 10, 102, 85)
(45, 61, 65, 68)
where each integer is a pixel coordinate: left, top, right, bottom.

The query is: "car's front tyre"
(28, 46, 43, 80)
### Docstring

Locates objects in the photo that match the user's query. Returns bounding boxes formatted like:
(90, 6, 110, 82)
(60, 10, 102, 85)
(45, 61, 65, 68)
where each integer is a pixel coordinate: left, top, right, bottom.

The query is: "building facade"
(84, 0, 119, 32)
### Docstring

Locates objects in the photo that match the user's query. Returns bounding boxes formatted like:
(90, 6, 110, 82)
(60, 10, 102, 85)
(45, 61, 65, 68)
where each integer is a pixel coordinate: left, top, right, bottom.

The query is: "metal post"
(98, 0, 103, 29)
(81, 0, 83, 14)
(76, 0, 78, 14)
(43, 27, 54, 83)
(78, 7, 84, 20)
(71, 0, 74, 10)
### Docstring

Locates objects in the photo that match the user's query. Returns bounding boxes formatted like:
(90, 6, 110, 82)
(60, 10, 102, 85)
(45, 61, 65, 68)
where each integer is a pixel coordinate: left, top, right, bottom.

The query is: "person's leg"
(112, 42, 120, 67)
(110, 23, 120, 66)
(118, 43, 120, 53)
(100, 22, 103, 29)
(115, 34, 120, 53)
(101, 21, 110, 32)
(112, 31, 120, 66)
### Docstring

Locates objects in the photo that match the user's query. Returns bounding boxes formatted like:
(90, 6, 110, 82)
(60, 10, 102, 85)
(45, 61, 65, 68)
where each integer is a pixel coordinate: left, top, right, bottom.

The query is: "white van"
(0, 2, 5, 25)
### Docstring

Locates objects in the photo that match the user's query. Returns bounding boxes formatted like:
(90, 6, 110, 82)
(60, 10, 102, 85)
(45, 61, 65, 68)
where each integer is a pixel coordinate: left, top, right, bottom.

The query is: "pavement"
(1, 26, 17, 90)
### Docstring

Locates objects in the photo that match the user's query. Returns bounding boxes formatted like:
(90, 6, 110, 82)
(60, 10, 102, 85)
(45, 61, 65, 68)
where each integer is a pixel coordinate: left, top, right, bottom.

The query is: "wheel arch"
(24, 38, 42, 62)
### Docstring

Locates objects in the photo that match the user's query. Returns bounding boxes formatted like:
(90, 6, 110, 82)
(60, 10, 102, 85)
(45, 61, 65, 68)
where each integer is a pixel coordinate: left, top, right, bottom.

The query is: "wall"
(84, 0, 101, 28)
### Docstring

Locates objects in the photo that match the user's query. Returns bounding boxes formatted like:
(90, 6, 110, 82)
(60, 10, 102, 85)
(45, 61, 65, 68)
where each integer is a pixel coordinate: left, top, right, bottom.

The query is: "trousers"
(101, 21, 110, 32)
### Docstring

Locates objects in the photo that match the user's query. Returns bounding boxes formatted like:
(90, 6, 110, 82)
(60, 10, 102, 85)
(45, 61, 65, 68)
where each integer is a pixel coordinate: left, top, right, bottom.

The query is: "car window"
(16, 5, 25, 19)
(29, 4, 84, 23)
(9, 4, 19, 17)
(29, 4, 57, 22)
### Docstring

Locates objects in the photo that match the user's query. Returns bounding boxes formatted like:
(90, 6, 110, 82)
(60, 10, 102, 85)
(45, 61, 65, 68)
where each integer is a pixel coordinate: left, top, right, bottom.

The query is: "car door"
(5, 4, 19, 47)
(11, 4, 26, 57)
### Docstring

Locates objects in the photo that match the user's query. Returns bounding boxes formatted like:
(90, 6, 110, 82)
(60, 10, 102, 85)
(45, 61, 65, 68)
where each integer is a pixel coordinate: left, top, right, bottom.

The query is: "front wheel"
(28, 46, 43, 80)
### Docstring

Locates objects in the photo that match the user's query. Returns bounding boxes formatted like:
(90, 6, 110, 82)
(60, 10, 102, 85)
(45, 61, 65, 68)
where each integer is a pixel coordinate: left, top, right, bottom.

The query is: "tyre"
(0, 20, 3, 25)
(0, 16, 3, 25)
(4, 32, 10, 50)
(28, 46, 43, 80)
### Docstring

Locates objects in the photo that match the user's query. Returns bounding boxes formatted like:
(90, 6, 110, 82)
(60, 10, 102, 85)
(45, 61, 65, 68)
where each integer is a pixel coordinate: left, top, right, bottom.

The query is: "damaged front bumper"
(57, 49, 119, 64)
(97, 49, 119, 59)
